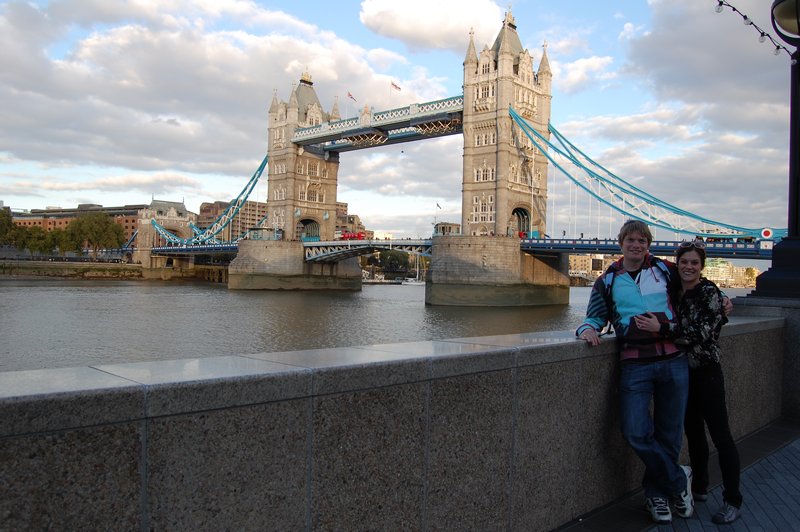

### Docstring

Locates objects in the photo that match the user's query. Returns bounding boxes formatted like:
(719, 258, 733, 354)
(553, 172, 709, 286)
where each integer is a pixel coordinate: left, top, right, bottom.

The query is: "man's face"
(621, 231, 649, 263)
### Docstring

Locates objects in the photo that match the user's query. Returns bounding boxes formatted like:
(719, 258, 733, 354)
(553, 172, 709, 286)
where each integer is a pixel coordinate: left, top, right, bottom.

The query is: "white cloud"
(359, 0, 503, 52)
(556, 56, 615, 94)
(366, 48, 408, 71)
(618, 22, 644, 41)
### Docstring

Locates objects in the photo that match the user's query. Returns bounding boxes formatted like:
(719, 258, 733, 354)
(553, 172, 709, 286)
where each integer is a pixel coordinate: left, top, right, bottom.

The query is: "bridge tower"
(266, 72, 341, 241)
(229, 72, 361, 290)
(461, 10, 551, 238)
(426, 12, 566, 306)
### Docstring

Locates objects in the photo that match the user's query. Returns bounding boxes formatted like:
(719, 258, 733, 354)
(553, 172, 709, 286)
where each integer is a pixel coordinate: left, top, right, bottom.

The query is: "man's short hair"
(618, 219, 653, 245)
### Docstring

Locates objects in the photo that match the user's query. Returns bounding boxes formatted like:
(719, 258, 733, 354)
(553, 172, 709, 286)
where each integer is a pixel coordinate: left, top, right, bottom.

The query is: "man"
(576, 220, 693, 525)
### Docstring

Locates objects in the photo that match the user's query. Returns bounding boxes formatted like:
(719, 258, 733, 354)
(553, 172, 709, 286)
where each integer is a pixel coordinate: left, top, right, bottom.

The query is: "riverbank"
(0, 260, 143, 279)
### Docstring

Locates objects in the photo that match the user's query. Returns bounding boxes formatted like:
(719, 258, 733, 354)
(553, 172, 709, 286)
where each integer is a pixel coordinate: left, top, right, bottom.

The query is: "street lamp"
(753, 0, 800, 297)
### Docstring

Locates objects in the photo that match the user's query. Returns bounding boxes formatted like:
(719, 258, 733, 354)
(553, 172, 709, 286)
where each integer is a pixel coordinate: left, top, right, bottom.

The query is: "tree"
(26, 226, 51, 257)
(67, 212, 124, 259)
(7, 225, 30, 254)
(0, 208, 12, 244)
(48, 228, 76, 256)
(379, 250, 410, 272)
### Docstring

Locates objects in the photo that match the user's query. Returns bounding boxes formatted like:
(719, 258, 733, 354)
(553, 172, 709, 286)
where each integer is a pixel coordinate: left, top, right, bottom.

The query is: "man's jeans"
(619, 355, 689, 499)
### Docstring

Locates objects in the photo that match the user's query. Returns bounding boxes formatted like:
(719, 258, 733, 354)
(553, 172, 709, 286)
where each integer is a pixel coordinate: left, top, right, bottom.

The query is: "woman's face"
(678, 250, 703, 285)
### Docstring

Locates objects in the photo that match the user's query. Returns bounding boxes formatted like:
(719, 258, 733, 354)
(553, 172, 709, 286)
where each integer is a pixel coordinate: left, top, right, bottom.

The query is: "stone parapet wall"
(0, 315, 786, 530)
(729, 297, 800, 420)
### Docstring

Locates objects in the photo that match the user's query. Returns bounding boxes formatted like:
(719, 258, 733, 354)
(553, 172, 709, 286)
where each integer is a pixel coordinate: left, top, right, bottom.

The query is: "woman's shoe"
(712, 503, 741, 524)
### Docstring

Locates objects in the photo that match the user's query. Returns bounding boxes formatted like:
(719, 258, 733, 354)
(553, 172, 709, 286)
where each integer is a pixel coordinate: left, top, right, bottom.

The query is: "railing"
(521, 238, 774, 259)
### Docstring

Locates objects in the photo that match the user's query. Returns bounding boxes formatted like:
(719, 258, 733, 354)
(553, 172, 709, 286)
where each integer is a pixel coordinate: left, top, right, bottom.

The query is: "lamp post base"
(752, 237, 800, 297)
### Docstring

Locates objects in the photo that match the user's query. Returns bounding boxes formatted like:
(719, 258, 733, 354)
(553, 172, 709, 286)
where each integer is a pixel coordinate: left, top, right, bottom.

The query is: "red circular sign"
(761, 228, 773, 239)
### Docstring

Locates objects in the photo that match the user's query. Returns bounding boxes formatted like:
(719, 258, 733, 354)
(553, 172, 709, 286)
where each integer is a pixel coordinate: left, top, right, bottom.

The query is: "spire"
(269, 89, 280, 113)
(330, 96, 341, 121)
(537, 41, 551, 77)
(288, 82, 298, 109)
(464, 28, 478, 65)
(490, 9, 524, 60)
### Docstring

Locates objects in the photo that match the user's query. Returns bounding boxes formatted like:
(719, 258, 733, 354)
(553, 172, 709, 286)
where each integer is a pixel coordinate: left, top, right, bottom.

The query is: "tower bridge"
(142, 9, 783, 305)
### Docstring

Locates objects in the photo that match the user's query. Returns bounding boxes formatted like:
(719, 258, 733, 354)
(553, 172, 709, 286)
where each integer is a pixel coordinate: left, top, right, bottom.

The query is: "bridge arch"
(510, 206, 530, 236)
(296, 218, 321, 241)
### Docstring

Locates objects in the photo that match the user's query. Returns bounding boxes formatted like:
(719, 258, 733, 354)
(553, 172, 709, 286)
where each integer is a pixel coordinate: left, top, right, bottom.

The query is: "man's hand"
(579, 328, 602, 346)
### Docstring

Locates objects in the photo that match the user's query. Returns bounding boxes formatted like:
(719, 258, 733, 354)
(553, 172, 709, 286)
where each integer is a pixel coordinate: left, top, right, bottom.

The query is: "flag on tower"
(436, 202, 442, 209)
(347, 91, 357, 102)
(390, 81, 401, 91)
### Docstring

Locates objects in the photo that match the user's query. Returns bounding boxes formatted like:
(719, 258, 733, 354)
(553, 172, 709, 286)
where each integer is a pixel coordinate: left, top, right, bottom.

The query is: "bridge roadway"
(290, 96, 464, 152)
(149, 238, 774, 261)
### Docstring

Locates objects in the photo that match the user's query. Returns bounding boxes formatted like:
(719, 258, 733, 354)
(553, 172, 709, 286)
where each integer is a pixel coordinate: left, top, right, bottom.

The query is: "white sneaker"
(712, 502, 741, 524)
(645, 497, 672, 524)
(673, 465, 694, 518)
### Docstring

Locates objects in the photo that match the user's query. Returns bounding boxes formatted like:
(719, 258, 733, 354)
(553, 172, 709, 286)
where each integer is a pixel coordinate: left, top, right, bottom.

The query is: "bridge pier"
(425, 235, 569, 306)
(228, 239, 361, 290)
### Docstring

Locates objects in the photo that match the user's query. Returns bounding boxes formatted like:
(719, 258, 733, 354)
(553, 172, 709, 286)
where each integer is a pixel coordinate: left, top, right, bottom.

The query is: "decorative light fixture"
(714, 0, 793, 59)
(772, 0, 800, 45)
(753, 0, 800, 297)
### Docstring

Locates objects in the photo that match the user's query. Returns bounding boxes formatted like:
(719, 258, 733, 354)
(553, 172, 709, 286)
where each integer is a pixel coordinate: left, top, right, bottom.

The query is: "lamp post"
(753, 0, 800, 297)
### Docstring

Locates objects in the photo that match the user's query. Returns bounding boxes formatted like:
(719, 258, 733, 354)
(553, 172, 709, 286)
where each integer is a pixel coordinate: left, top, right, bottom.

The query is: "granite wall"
(0, 315, 785, 531)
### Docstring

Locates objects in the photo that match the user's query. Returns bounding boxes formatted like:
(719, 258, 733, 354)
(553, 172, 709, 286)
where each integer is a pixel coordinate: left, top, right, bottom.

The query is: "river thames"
(0, 279, 751, 372)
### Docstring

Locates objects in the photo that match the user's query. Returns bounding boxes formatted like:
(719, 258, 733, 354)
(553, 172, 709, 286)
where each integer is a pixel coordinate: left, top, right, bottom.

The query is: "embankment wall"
(0, 314, 787, 531)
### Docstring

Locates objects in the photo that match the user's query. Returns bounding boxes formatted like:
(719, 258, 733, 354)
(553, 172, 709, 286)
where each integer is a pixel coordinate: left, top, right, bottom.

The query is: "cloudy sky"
(0, 0, 792, 243)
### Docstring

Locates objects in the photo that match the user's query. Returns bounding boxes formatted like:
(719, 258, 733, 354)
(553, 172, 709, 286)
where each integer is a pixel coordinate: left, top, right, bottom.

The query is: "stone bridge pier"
(228, 239, 361, 290)
(425, 235, 569, 306)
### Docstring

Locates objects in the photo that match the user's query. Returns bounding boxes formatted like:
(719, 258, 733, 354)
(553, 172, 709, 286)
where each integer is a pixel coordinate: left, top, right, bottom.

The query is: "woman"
(674, 240, 742, 525)
(633, 240, 740, 524)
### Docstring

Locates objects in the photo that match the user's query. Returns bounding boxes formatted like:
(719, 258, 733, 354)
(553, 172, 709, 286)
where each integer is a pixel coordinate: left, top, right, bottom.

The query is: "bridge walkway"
(560, 418, 800, 531)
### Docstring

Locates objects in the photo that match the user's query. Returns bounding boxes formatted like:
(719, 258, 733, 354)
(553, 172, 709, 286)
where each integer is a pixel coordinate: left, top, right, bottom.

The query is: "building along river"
(0, 279, 750, 372)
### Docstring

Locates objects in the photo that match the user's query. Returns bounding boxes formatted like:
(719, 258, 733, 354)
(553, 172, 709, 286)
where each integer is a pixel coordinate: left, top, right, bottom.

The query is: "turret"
(330, 96, 341, 122)
(287, 82, 299, 125)
(464, 28, 478, 73)
(537, 41, 552, 89)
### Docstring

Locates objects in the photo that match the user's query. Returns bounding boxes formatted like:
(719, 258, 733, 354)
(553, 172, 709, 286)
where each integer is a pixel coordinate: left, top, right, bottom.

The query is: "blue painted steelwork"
(520, 238, 773, 260)
(150, 237, 773, 261)
(123, 229, 138, 249)
(189, 222, 221, 244)
(508, 107, 787, 241)
(303, 239, 432, 262)
(151, 155, 268, 245)
(151, 243, 239, 255)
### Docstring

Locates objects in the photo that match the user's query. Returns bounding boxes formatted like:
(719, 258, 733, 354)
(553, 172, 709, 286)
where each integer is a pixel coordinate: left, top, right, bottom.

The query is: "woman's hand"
(634, 312, 662, 332)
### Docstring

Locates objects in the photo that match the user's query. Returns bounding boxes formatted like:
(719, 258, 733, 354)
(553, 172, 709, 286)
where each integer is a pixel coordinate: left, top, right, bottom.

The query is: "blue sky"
(0, 0, 791, 251)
